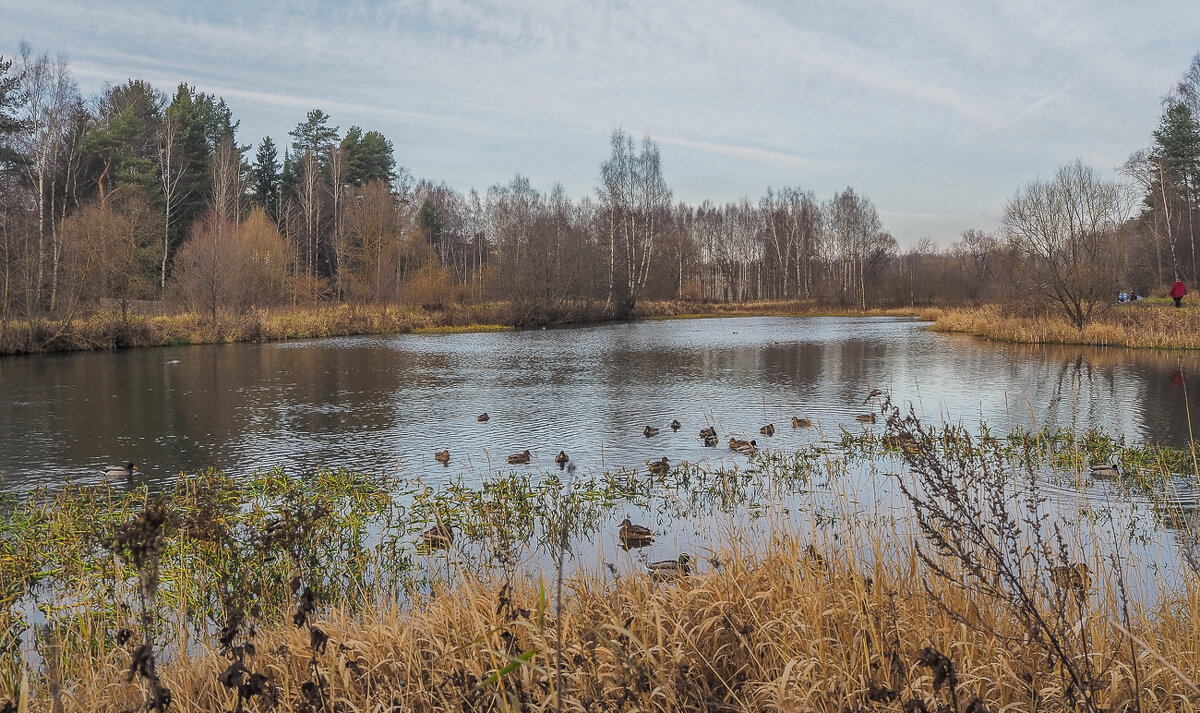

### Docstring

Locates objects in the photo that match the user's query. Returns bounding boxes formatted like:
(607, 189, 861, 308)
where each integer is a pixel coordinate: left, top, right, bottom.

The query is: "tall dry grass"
(927, 303, 1200, 349)
(44, 529, 1199, 713)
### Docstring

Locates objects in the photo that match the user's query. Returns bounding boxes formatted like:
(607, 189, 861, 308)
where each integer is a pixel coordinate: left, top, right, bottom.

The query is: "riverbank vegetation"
(3, 46, 1200, 354)
(2, 405, 1198, 710)
(927, 302, 1200, 349)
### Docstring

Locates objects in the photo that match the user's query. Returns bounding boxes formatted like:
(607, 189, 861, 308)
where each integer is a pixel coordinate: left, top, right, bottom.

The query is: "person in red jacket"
(1169, 279, 1188, 308)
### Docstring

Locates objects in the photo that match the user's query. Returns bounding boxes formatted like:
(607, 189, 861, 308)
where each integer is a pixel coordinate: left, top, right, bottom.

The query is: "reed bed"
(3, 406, 1199, 711)
(927, 303, 1200, 349)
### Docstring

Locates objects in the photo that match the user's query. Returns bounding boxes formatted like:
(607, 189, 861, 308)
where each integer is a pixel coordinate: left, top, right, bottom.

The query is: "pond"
(1, 315, 1199, 492)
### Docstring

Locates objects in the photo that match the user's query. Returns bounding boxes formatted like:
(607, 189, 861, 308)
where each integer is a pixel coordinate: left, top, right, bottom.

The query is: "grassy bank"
(0, 300, 922, 356)
(3, 406, 1199, 711)
(926, 302, 1200, 350)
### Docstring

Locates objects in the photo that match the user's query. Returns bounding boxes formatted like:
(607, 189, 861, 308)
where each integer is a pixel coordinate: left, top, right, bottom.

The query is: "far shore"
(4, 298, 1199, 356)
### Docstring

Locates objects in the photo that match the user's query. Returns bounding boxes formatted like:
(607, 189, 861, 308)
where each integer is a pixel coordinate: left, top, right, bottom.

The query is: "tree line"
(1, 42, 1198, 335)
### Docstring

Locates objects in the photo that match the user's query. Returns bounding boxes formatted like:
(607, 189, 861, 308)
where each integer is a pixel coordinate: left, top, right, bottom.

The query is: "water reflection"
(1, 317, 1198, 491)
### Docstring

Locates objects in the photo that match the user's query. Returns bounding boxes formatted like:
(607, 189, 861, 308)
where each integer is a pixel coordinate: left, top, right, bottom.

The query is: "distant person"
(1118, 291, 1128, 303)
(1170, 279, 1188, 308)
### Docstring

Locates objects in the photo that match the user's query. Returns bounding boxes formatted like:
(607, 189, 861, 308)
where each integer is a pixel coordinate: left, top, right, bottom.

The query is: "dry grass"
(926, 302, 1200, 350)
(49, 531, 1200, 713)
(0, 300, 924, 355)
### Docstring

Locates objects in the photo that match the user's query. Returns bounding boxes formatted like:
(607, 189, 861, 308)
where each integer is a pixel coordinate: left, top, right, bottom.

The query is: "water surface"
(2, 316, 1198, 492)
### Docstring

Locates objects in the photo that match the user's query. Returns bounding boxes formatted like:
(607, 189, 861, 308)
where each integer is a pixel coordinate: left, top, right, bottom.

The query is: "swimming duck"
(618, 517, 654, 547)
(1050, 562, 1091, 594)
(647, 457, 670, 475)
(791, 416, 812, 428)
(729, 438, 757, 454)
(647, 553, 693, 581)
(643, 426, 660, 437)
(434, 450, 450, 464)
(856, 413, 877, 424)
(555, 450, 569, 464)
(507, 450, 532, 464)
(477, 413, 490, 422)
(701, 434, 719, 447)
(104, 461, 136, 478)
(760, 424, 775, 436)
(699, 426, 717, 439)
(1089, 463, 1119, 477)
(670, 419, 681, 431)
(419, 523, 455, 550)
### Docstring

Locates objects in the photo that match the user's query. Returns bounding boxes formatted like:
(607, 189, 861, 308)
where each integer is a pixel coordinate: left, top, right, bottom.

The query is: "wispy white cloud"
(2, 0, 1197, 244)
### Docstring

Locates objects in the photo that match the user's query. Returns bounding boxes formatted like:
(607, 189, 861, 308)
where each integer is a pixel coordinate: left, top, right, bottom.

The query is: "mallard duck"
(699, 426, 717, 439)
(507, 450, 532, 464)
(760, 424, 775, 436)
(1089, 463, 1119, 477)
(477, 413, 490, 422)
(555, 450, 569, 464)
(419, 524, 455, 549)
(618, 517, 654, 546)
(856, 413, 877, 424)
(104, 461, 136, 478)
(701, 434, 719, 447)
(647, 457, 670, 475)
(643, 426, 660, 437)
(1050, 563, 1091, 594)
(728, 438, 757, 454)
(434, 450, 450, 464)
(647, 553, 693, 581)
(791, 416, 812, 428)
(670, 419, 681, 431)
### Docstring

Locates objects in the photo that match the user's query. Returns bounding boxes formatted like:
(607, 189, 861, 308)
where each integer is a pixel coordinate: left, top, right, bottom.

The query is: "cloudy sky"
(4, 0, 1198, 245)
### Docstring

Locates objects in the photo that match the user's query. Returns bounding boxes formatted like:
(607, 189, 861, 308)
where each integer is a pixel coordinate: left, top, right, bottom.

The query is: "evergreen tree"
(341, 126, 395, 186)
(417, 198, 443, 249)
(0, 55, 25, 170)
(252, 135, 280, 218)
(288, 109, 339, 163)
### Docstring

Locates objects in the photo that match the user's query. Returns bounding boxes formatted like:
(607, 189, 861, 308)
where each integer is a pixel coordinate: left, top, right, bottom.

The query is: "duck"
(434, 450, 450, 464)
(698, 426, 717, 439)
(643, 426, 660, 437)
(1089, 463, 1119, 477)
(856, 413, 877, 424)
(506, 450, 532, 464)
(477, 413, 490, 422)
(701, 434, 719, 447)
(104, 461, 136, 478)
(618, 517, 654, 547)
(791, 416, 812, 428)
(647, 553, 693, 581)
(760, 424, 775, 436)
(419, 523, 455, 550)
(862, 388, 883, 404)
(728, 438, 757, 454)
(670, 419, 681, 431)
(647, 457, 670, 475)
(1050, 563, 1091, 594)
(555, 450, 569, 464)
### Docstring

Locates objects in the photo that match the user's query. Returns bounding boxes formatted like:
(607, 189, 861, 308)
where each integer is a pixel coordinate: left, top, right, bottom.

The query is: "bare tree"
(209, 134, 244, 226)
(1003, 160, 1134, 329)
(598, 130, 672, 317)
(156, 106, 190, 288)
(15, 43, 79, 309)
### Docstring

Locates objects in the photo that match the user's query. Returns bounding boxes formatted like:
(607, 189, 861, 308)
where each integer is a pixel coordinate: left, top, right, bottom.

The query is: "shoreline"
(0, 300, 925, 357)
(925, 303, 1200, 351)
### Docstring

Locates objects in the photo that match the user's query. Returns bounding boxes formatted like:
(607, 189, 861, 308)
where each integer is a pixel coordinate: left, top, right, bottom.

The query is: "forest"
(1, 43, 1198, 346)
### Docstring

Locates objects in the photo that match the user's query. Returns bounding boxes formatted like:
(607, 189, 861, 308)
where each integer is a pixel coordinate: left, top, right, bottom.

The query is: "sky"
(4, 0, 1199, 246)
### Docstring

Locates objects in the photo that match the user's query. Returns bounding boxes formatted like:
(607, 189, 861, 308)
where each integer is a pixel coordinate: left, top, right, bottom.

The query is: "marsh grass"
(927, 303, 1200, 349)
(2, 415, 1199, 711)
